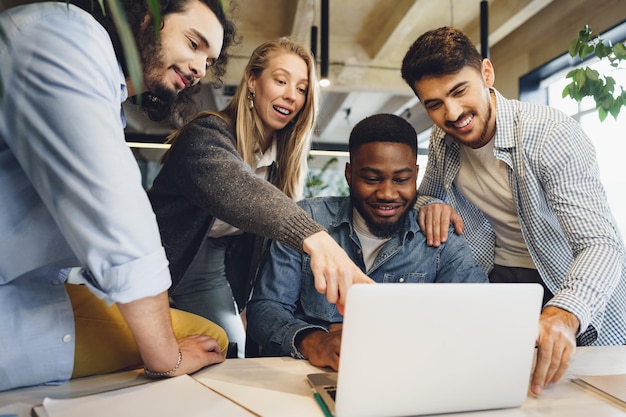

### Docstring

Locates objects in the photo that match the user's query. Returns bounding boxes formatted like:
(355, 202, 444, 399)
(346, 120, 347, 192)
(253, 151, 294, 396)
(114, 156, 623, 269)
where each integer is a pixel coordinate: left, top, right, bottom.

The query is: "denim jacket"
(247, 196, 487, 359)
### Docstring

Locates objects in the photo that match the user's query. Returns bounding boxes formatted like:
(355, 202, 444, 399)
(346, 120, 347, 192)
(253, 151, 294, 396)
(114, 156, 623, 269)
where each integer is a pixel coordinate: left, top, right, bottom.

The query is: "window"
(520, 21, 626, 239)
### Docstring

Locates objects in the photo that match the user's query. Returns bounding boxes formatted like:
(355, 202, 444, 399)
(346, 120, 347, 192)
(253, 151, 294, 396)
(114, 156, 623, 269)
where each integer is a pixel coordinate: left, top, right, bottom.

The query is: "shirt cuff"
(291, 325, 328, 359)
(81, 248, 171, 305)
(545, 292, 591, 338)
(281, 214, 326, 254)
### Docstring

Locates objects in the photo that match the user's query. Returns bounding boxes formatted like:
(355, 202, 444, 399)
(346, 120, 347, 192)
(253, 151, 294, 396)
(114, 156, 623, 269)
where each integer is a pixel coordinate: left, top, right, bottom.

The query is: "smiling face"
(413, 60, 496, 149)
(247, 51, 309, 140)
(345, 142, 418, 238)
(139, 0, 224, 101)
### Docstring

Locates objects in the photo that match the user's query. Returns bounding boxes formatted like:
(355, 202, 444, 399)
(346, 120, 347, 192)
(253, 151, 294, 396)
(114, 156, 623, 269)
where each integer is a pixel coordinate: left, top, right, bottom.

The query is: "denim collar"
(329, 197, 419, 243)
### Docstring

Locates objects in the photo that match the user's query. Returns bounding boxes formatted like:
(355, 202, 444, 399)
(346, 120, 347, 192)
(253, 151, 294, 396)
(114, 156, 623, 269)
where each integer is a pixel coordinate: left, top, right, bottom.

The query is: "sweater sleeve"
(152, 115, 325, 253)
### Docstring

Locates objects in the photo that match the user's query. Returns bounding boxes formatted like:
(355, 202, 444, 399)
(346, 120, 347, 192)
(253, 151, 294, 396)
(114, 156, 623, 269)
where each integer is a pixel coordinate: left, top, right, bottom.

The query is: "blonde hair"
(227, 37, 318, 200)
(165, 37, 319, 201)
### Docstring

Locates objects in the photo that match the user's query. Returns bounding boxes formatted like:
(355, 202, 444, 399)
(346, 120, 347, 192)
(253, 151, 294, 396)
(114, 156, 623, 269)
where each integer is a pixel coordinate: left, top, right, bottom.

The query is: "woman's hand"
(302, 231, 374, 310)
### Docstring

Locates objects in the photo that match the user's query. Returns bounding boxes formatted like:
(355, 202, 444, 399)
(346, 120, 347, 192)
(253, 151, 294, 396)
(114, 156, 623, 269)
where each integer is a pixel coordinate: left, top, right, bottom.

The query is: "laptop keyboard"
(325, 386, 337, 401)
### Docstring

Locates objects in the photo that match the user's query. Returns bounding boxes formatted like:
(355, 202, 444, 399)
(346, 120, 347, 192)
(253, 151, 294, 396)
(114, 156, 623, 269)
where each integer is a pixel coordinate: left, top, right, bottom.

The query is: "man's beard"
(351, 191, 416, 239)
(135, 24, 178, 102)
(451, 102, 493, 149)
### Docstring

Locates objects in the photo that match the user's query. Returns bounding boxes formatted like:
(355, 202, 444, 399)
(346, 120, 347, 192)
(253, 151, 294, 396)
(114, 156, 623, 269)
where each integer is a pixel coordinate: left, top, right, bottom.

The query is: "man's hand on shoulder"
(297, 324, 343, 370)
(417, 203, 464, 247)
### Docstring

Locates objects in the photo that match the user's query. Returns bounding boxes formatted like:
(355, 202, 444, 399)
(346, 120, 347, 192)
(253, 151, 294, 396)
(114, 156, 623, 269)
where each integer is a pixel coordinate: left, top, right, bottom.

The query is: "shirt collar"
(254, 136, 277, 169)
(330, 197, 419, 238)
(491, 88, 517, 149)
(331, 197, 354, 229)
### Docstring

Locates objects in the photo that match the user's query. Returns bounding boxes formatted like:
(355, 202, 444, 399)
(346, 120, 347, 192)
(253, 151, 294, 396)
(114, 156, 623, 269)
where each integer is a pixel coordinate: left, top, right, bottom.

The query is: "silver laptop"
(307, 283, 543, 417)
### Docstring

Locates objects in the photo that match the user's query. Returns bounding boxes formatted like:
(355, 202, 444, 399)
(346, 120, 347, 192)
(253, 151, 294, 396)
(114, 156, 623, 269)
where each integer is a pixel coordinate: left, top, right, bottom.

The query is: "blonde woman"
(148, 38, 371, 357)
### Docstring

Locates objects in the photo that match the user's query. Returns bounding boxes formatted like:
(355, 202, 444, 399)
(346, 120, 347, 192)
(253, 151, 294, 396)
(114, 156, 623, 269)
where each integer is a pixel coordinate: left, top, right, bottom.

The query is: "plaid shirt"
(417, 88, 626, 345)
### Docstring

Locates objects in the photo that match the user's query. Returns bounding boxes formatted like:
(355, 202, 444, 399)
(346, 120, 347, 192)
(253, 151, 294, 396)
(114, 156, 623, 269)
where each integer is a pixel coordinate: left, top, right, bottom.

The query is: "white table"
(2, 346, 626, 417)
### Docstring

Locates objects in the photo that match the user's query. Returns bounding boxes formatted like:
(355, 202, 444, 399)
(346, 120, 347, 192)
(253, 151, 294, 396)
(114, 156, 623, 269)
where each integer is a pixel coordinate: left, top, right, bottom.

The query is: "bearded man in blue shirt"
(247, 113, 487, 370)
(0, 0, 237, 391)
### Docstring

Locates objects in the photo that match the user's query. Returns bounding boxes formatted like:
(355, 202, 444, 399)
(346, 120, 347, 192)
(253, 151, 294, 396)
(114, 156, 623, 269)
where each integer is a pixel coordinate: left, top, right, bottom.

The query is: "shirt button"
(399, 278, 405, 283)
(63, 334, 73, 343)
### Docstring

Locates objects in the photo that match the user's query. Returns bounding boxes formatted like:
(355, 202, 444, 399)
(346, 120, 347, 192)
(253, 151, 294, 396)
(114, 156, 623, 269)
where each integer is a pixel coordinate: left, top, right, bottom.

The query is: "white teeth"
(455, 115, 472, 128)
(274, 106, 290, 115)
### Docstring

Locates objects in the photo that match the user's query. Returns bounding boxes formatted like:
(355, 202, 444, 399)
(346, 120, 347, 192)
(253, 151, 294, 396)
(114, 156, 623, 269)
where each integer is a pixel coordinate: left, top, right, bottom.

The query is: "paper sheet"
(41, 375, 254, 417)
(195, 357, 326, 417)
(572, 374, 626, 409)
(566, 346, 626, 376)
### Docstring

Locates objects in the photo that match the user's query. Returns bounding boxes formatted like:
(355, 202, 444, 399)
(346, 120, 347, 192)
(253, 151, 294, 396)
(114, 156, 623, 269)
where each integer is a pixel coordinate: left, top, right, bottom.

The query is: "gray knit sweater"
(147, 114, 325, 288)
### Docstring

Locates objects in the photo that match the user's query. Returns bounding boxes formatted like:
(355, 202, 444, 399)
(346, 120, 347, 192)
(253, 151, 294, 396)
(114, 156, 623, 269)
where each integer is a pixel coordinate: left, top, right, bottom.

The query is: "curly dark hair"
(69, 0, 238, 125)
(401, 26, 483, 96)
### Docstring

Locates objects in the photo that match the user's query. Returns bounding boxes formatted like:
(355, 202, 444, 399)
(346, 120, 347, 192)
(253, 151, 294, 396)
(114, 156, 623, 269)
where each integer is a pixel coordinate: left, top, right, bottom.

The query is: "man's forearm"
(116, 291, 180, 373)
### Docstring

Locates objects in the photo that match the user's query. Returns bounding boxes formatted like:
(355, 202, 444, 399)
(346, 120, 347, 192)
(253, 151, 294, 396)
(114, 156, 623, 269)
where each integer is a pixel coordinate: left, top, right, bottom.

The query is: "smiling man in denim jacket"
(247, 113, 487, 370)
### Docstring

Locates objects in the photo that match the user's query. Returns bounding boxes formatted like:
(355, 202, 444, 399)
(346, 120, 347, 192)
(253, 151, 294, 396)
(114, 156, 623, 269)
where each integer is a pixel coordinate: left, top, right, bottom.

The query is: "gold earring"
(247, 91, 255, 109)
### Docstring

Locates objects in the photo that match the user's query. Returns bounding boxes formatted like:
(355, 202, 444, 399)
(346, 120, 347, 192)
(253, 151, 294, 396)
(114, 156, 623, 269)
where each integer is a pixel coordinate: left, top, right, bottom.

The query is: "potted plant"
(563, 25, 626, 121)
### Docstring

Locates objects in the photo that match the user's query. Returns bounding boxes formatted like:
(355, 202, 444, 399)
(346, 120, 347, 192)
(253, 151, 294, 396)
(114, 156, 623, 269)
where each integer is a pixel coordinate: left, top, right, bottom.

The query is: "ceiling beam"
(467, 0, 556, 50)
(290, 0, 316, 45)
(358, 0, 416, 59)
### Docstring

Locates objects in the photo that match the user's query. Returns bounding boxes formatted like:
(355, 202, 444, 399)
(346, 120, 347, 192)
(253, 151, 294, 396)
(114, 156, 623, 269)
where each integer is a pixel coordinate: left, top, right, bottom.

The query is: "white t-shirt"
(352, 209, 391, 271)
(455, 139, 536, 269)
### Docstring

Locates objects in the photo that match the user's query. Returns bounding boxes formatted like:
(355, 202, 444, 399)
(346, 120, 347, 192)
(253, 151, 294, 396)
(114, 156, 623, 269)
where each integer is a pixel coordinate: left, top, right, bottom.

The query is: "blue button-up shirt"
(247, 196, 487, 358)
(0, 3, 171, 391)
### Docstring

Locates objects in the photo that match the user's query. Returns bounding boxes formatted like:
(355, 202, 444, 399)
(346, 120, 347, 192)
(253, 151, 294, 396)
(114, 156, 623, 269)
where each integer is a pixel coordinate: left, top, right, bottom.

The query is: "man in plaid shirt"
(401, 26, 626, 397)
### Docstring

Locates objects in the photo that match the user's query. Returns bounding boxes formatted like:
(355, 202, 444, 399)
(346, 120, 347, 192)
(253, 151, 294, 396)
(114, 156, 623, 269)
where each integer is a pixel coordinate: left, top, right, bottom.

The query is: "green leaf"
(562, 84, 571, 98)
(595, 42, 612, 59)
(106, 0, 143, 98)
(584, 67, 599, 81)
(321, 157, 338, 171)
(574, 68, 587, 88)
(565, 69, 578, 79)
(614, 42, 626, 59)
(568, 37, 580, 57)
(609, 103, 621, 119)
(581, 43, 595, 59)
(602, 77, 616, 95)
(599, 94, 613, 110)
(305, 156, 341, 197)
(146, 0, 162, 34)
(597, 105, 606, 121)
(578, 25, 591, 43)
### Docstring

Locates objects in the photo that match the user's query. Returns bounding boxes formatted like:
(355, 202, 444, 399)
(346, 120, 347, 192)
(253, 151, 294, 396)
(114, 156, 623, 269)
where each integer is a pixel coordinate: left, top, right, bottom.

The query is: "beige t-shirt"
(455, 139, 535, 269)
(352, 209, 391, 271)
